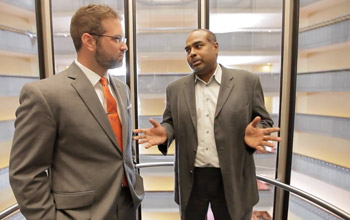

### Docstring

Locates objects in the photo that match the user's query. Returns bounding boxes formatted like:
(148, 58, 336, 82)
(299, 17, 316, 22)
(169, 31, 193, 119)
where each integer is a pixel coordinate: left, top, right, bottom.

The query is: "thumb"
(149, 118, 160, 128)
(251, 116, 261, 128)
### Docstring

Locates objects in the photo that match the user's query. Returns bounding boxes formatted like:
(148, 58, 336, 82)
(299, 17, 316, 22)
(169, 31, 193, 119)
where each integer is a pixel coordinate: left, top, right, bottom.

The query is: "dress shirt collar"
(75, 60, 108, 86)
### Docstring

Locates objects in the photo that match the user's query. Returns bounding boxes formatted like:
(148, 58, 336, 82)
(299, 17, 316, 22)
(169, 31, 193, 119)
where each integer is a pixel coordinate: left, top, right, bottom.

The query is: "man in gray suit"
(9, 5, 144, 220)
(133, 29, 280, 220)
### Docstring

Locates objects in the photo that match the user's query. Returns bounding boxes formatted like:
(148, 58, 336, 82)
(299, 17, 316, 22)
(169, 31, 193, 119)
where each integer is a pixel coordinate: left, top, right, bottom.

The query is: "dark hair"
(70, 4, 121, 51)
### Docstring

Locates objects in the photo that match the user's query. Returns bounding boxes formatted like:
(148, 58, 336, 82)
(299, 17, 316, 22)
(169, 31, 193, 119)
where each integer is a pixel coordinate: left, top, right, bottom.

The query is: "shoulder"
(222, 65, 258, 80)
(221, 66, 260, 88)
(110, 75, 129, 89)
(23, 71, 66, 92)
(167, 74, 194, 90)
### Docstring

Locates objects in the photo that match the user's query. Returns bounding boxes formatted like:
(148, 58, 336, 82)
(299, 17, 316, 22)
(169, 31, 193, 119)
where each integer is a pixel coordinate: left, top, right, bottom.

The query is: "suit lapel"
(183, 74, 197, 131)
(215, 66, 235, 118)
(67, 63, 120, 152)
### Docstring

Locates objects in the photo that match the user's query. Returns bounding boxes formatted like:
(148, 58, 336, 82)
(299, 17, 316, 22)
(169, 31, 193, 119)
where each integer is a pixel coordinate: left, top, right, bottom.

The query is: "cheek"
(186, 56, 191, 63)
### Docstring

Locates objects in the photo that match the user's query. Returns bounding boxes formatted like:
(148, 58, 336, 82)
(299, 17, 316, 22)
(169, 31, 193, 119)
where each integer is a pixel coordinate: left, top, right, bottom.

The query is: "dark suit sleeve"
(9, 83, 56, 220)
(252, 75, 274, 128)
(158, 86, 175, 155)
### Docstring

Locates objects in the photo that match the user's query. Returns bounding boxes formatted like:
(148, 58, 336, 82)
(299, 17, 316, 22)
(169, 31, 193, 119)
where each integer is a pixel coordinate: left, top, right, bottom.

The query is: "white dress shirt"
(194, 64, 222, 168)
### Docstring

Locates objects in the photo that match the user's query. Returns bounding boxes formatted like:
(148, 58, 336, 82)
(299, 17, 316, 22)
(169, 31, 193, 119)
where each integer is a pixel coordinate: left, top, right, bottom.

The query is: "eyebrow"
(184, 40, 204, 50)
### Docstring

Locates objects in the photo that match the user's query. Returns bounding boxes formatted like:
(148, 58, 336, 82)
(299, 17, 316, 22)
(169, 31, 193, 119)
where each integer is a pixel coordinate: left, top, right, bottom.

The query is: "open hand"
(244, 116, 281, 151)
(133, 118, 167, 149)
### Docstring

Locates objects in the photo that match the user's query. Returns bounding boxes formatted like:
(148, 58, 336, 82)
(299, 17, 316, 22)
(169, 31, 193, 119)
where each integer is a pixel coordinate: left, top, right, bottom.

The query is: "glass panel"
(289, 0, 350, 219)
(209, 0, 283, 218)
(0, 0, 39, 214)
(135, 1, 197, 219)
(51, 0, 126, 81)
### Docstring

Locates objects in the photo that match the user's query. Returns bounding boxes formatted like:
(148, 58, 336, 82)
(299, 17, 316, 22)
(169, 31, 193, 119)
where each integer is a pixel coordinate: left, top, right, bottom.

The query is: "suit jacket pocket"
(134, 173, 145, 198)
(131, 173, 145, 208)
(53, 190, 95, 209)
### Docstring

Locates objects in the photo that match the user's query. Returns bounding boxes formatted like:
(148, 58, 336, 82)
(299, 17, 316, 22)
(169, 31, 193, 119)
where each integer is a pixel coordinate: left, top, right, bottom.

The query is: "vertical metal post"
(274, 0, 300, 219)
(125, 0, 139, 164)
(198, 0, 209, 29)
(125, 0, 140, 219)
(35, 0, 55, 79)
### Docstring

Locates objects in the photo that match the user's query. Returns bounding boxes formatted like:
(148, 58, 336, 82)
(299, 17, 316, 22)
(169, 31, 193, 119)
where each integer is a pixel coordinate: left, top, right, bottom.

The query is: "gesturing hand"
(133, 118, 168, 149)
(244, 116, 281, 151)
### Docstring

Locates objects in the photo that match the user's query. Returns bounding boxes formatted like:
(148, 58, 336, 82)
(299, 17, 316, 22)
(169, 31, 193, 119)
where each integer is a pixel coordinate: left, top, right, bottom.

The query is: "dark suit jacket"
(9, 62, 144, 220)
(159, 65, 273, 220)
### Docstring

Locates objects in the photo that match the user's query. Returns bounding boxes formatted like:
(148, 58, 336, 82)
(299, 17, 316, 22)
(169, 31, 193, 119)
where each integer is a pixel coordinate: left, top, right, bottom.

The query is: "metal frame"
(126, 0, 139, 166)
(198, 0, 209, 29)
(274, 0, 300, 218)
(35, 0, 55, 79)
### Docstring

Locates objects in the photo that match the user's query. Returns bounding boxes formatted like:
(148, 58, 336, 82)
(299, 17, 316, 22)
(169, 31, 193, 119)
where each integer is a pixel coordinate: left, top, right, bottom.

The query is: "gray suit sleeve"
(9, 83, 56, 219)
(158, 86, 174, 155)
(252, 75, 274, 128)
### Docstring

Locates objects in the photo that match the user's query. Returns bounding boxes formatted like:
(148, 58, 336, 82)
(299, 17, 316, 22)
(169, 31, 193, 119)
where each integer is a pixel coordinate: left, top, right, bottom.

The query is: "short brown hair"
(70, 4, 121, 51)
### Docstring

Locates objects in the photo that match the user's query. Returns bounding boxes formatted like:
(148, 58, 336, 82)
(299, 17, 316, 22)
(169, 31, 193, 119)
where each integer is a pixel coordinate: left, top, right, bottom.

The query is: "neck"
(197, 63, 217, 83)
(77, 56, 106, 77)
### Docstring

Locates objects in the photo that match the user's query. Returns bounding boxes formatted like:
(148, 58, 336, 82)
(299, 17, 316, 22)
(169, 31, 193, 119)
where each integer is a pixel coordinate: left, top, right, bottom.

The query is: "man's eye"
(113, 37, 122, 42)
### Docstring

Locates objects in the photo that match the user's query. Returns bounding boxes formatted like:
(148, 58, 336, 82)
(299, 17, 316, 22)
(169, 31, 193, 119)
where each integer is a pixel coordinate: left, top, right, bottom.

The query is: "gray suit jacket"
(9, 62, 144, 220)
(159, 65, 273, 220)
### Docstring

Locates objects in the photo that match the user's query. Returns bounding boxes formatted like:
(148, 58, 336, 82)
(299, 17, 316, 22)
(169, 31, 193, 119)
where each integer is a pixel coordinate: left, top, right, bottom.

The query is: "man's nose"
(121, 43, 128, 51)
(189, 50, 196, 57)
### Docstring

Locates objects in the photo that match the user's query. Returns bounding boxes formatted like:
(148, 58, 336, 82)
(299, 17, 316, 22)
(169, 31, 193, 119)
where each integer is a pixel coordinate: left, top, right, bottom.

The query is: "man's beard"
(95, 44, 123, 69)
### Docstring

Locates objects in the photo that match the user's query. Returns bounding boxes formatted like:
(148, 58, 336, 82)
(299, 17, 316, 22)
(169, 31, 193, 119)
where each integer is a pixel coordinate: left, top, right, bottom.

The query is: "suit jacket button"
(189, 170, 193, 174)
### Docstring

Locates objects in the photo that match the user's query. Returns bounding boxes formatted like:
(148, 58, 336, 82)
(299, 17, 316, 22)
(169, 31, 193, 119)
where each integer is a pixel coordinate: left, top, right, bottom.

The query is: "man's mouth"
(191, 60, 202, 66)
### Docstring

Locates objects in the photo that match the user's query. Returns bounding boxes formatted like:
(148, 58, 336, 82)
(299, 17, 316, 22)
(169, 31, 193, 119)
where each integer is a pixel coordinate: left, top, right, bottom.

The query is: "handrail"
(257, 175, 350, 220)
(135, 162, 174, 169)
(299, 14, 350, 33)
(0, 24, 37, 39)
(0, 204, 19, 219)
(136, 162, 350, 220)
(1, 162, 349, 220)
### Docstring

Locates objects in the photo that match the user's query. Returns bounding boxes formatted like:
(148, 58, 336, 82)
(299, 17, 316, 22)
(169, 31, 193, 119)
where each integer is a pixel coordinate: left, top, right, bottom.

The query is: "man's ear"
(81, 33, 96, 51)
(214, 42, 219, 55)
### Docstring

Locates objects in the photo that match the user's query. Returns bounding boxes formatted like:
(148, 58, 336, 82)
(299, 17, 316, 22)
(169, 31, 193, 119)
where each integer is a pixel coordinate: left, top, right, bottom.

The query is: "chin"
(109, 62, 123, 69)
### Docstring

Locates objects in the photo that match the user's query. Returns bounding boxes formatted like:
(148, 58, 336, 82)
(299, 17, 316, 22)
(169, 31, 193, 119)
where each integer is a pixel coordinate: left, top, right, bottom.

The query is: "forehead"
(102, 18, 123, 34)
(186, 30, 209, 45)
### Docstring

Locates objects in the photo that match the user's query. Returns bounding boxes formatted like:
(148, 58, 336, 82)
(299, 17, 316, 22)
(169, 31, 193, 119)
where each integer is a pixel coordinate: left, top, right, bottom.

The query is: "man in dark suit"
(133, 29, 280, 220)
(9, 5, 144, 220)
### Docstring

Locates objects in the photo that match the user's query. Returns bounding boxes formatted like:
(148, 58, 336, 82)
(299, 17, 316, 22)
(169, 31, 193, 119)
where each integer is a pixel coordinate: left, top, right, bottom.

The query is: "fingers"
(269, 136, 281, 142)
(261, 141, 275, 148)
(137, 138, 148, 144)
(133, 118, 160, 134)
(132, 136, 154, 148)
(263, 135, 281, 142)
(144, 143, 153, 149)
(260, 134, 281, 148)
(133, 128, 145, 134)
(256, 145, 265, 151)
(263, 127, 280, 134)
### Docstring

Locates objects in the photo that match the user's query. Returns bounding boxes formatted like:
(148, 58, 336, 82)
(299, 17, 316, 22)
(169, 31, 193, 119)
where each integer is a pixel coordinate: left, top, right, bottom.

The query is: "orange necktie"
(100, 77, 128, 186)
